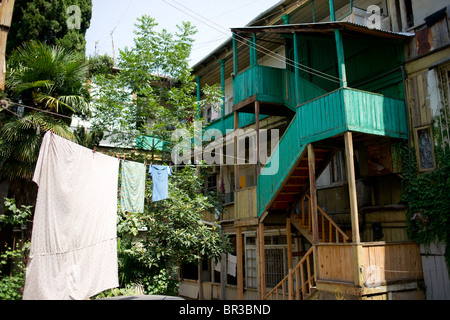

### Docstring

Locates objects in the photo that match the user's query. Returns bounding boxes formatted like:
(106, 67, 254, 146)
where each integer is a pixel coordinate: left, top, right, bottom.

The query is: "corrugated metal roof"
(231, 21, 415, 39)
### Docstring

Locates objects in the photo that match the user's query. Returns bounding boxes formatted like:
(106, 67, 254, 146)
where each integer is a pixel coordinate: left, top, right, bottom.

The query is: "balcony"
(232, 65, 327, 114)
(257, 87, 408, 217)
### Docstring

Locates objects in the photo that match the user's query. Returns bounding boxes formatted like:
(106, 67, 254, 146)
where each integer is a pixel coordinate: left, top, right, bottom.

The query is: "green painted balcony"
(257, 87, 408, 217)
(232, 65, 327, 112)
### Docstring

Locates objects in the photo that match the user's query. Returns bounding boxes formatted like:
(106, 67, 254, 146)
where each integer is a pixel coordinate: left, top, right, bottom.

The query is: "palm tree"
(0, 41, 90, 206)
(6, 40, 90, 120)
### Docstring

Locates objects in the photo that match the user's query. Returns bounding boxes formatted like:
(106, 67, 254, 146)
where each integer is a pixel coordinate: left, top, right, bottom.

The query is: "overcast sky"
(85, 0, 281, 66)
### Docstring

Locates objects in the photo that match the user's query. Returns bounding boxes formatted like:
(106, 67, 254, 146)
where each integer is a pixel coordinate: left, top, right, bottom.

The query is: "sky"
(85, 0, 282, 66)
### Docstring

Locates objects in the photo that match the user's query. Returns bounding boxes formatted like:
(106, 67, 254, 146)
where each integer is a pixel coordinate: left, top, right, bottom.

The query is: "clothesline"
(2, 100, 266, 167)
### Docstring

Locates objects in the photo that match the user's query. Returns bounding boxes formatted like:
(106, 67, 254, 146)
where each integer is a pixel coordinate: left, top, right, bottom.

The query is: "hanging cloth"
(120, 160, 146, 213)
(23, 132, 120, 300)
(149, 164, 172, 202)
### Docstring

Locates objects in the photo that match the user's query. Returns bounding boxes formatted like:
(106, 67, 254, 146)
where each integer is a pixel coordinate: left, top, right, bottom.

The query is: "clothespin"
(93, 146, 96, 153)
(117, 155, 120, 161)
(144, 160, 146, 166)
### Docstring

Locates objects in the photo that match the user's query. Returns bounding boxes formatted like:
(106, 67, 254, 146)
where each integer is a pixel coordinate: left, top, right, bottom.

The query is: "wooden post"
(255, 100, 260, 176)
(198, 257, 203, 300)
(307, 144, 319, 244)
(293, 32, 302, 105)
(220, 252, 227, 300)
(286, 218, 293, 300)
(334, 29, 347, 88)
(236, 226, 244, 300)
(0, 0, 15, 90)
(258, 221, 266, 300)
(344, 132, 360, 243)
(234, 111, 240, 190)
(399, 0, 409, 32)
(388, 0, 400, 32)
(344, 131, 364, 287)
(232, 33, 239, 76)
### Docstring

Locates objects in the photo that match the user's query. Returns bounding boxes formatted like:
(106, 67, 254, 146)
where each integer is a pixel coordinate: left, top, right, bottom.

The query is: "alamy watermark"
(171, 121, 280, 176)
(66, 5, 81, 30)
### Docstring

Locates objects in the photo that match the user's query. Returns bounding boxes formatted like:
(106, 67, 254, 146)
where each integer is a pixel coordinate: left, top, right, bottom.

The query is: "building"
(178, 0, 450, 300)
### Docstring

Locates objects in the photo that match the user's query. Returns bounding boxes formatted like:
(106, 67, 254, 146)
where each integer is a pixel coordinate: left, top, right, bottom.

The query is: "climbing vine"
(393, 139, 450, 273)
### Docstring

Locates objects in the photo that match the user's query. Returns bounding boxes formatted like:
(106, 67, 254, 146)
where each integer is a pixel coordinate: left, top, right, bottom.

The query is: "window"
(415, 126, 435, 171)
(206, 106, 212, 123)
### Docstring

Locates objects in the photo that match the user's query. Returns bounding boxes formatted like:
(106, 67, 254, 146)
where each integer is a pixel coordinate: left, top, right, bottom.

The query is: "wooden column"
(399, 0, 409, 32)
(234, 111, 240, 190)
(388, 0, 400, 32)
(334, 29, 347, 88)
(344, 131, 364, 287)
(220, 252, 227, 300)
(236, 226, 244, 300)
(293, 32, 302, 105)
(232, 33, 238, 76)
(344, 132, 360, 243)
(258, 221, 266, 300)
(286, 218, 293, 300)
(198, 257, 203, 299)
(0, 0, 15, 90)
(307, 144, 319, 244)
(255, 101, 261, 176)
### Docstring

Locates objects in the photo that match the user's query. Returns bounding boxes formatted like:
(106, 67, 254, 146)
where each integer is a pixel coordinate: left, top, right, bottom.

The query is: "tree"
(0, 41, 89, 206)
(90, 16, 228, 296)
(91, 15, 222, 148)
(6, 0, 92, 56)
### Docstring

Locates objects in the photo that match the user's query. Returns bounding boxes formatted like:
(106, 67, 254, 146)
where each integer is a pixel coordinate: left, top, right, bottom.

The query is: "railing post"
(287, 218, 293, 300)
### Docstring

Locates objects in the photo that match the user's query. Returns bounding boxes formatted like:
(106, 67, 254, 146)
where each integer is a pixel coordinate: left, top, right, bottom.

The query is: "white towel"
(23, 132, 120, 300)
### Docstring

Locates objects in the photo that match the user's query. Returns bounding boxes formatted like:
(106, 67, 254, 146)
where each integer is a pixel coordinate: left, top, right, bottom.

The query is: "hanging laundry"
(120, 160, 146, 213)
(23, 132, 119, 300)
(227, 253, 237, 277)
(149, 164, 172, 202)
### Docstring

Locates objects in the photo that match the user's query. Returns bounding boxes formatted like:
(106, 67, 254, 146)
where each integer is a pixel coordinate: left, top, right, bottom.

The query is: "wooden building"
(179, 0, 450, 300)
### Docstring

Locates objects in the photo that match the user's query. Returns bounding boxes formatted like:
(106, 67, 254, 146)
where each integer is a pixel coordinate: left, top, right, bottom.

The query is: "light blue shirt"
(149, 165, 172, 202)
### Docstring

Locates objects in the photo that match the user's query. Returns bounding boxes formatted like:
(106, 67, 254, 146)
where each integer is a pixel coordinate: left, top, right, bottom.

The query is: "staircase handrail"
(264, 246, 315, 300)
(304, 194, 350, 243)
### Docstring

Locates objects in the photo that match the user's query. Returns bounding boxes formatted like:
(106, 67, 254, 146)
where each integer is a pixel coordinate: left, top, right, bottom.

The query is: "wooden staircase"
(291, 194, 350, 244)
(264, 195, 350, 300)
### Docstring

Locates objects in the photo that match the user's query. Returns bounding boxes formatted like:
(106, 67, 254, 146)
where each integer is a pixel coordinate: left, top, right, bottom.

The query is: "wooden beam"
(308, 144, 319, 244)
(236, 226, 244, 300)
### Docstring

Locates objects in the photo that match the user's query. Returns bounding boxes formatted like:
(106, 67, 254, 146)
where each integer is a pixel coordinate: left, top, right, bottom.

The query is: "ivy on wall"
(393, 140, 450, 273)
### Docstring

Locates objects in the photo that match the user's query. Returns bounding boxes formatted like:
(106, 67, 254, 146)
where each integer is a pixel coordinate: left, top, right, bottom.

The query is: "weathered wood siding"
(235, 186, 257, 220)
(316, 242, 423, 286)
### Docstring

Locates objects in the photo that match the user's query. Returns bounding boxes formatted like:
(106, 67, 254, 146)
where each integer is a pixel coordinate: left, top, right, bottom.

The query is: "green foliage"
(1, 198, 32, 226)
(395, 141, 450, 271)
(7, 0, 92, 55)
(0, 241, 29, 300)
(87, 54, 115, 77)
(73, 126, 104, 149)
(90, 15, 221, 146)
(6, 41, 90, 118)
(116, 166, 231, 296)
